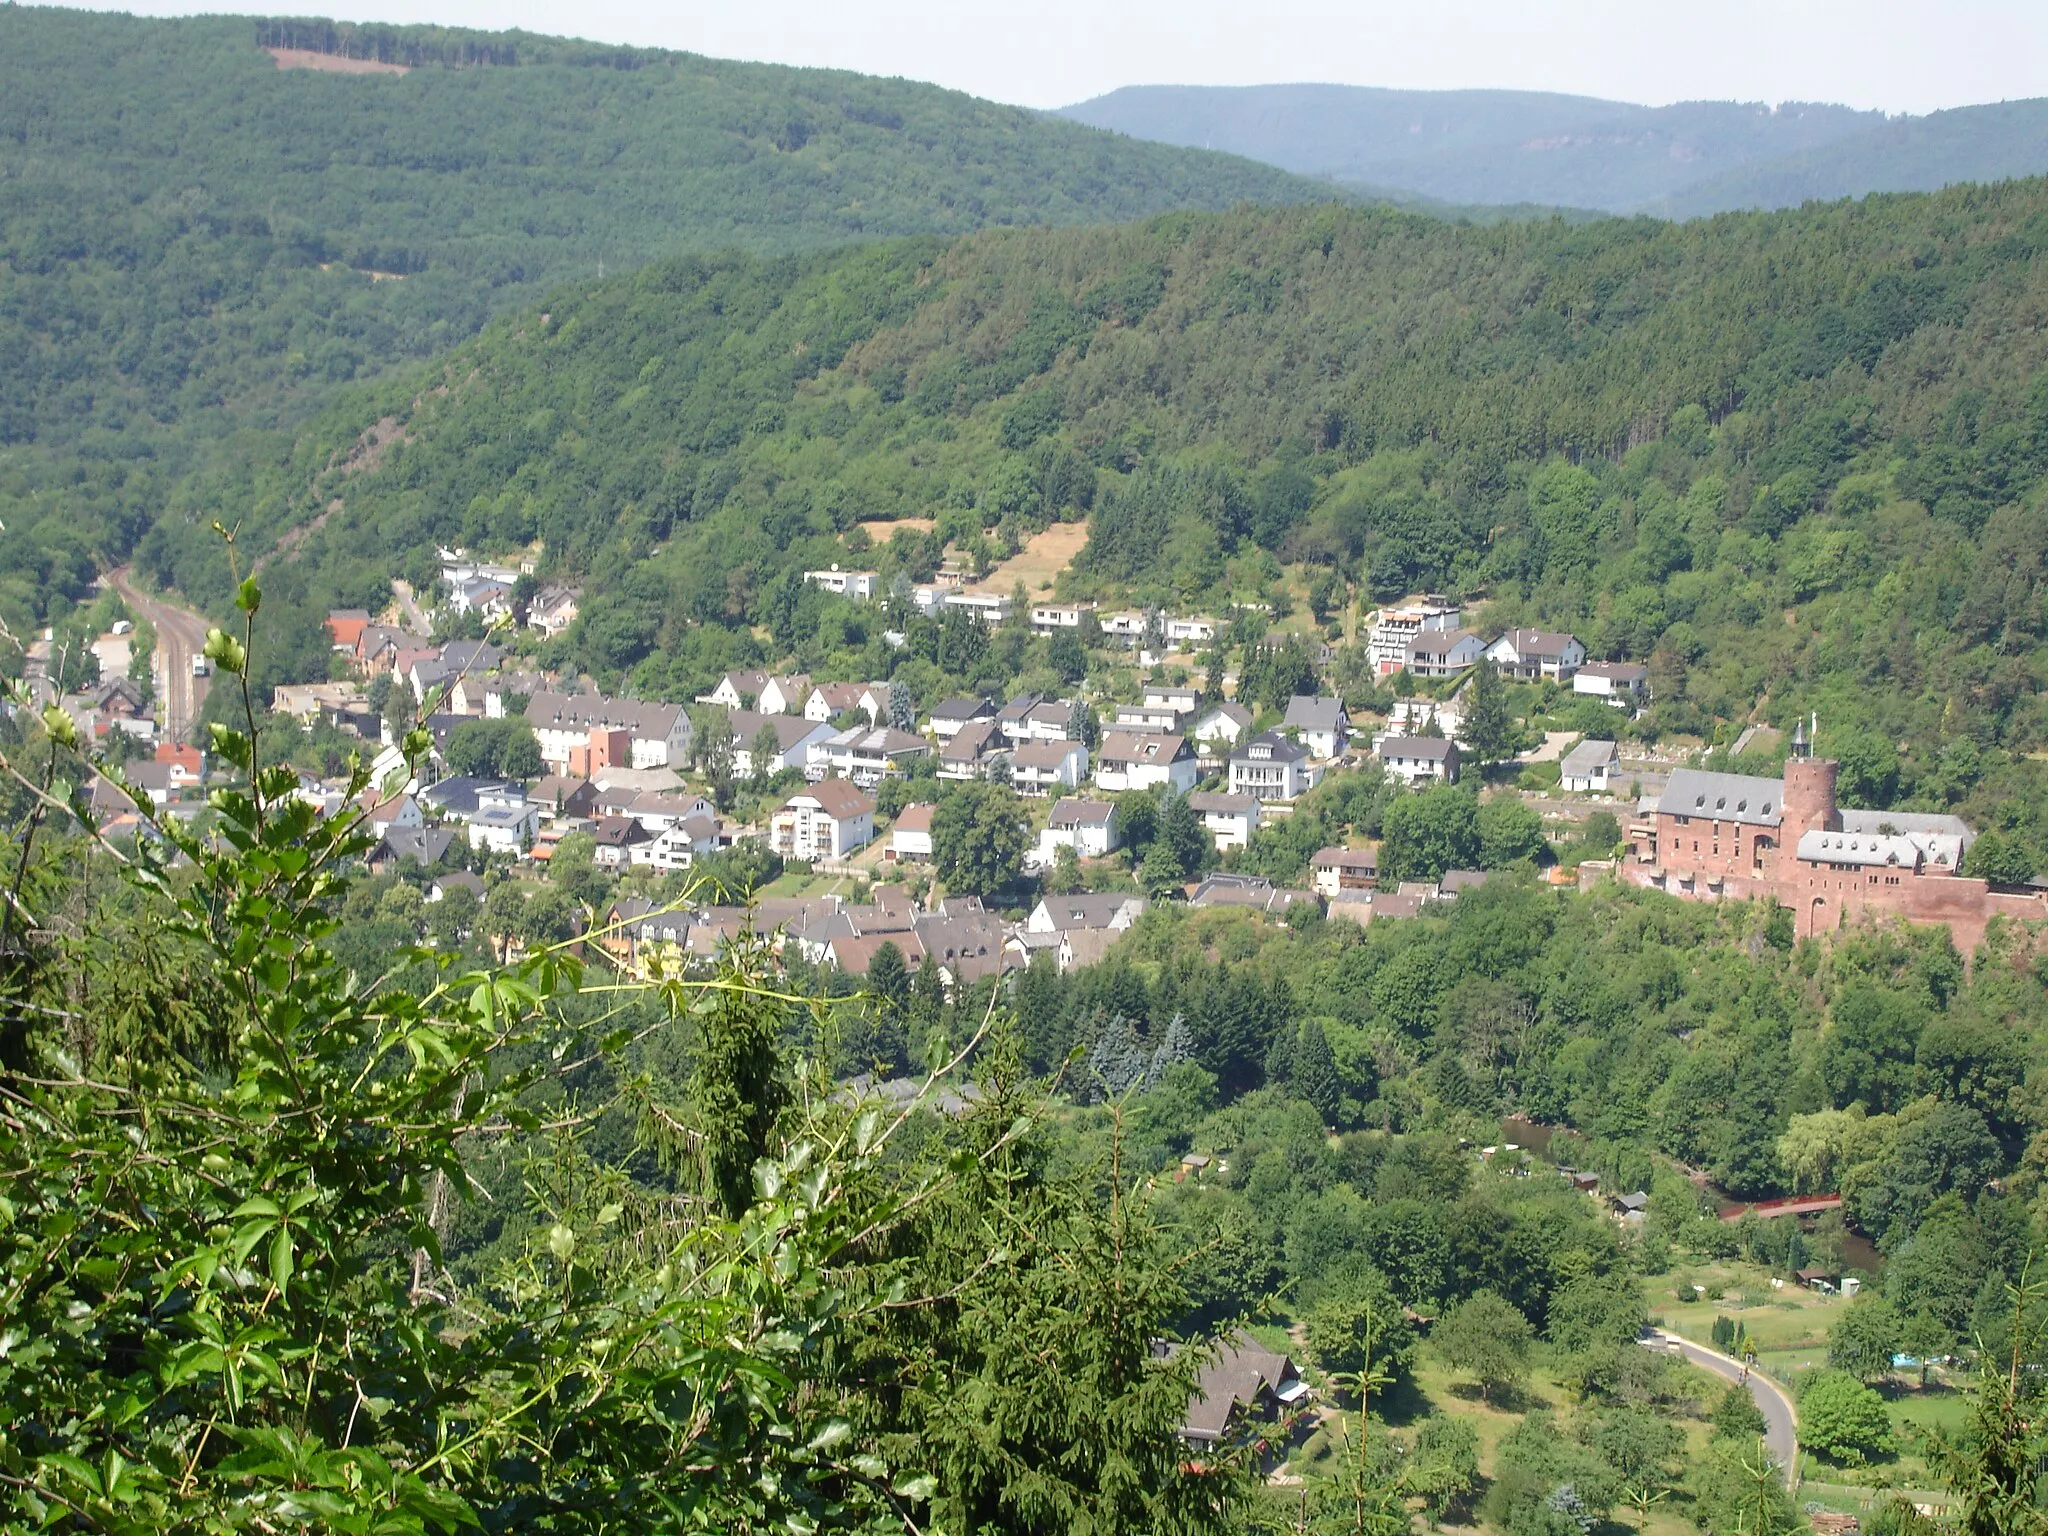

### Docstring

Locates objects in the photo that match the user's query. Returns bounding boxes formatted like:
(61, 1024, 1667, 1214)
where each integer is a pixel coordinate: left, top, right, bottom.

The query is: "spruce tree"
(1463, 660, 1513, 765)
(1294, 1016, 1342, 1125)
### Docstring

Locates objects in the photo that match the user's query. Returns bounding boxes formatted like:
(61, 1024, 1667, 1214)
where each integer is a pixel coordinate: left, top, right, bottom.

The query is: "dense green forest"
(0, 6, 1329, 634)
(150, 178, 2048, 854)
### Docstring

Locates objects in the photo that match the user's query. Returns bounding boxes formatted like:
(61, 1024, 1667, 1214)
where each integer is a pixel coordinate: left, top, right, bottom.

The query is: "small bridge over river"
(1718, 1193, 1843, 1222)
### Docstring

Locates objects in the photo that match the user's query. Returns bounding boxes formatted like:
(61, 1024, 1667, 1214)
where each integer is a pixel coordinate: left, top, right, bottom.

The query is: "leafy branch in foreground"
(0, 568, 1247, 1535)
(0, 578, 923, 1534)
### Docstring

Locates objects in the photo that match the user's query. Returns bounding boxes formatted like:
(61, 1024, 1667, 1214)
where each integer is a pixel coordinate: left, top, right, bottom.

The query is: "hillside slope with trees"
(0, 6, 1331, 636)
(147, 179, 2048, 856)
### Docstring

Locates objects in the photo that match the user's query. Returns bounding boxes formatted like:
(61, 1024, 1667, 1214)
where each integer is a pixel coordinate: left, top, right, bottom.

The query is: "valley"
(3, 9, 2048, 1536)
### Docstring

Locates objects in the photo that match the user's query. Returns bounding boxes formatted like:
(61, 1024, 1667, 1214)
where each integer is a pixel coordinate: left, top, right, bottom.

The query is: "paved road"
(109, 567, 212, 744)
(391, 579, 432, 633)
(1646, 1328, 1797, 1479)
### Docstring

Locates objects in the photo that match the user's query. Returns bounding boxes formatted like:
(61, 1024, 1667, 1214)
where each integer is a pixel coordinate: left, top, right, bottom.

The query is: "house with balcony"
(771, 779, 876, 861)
(729, 711, 836, 778)
(938, 720, 1008, 781)
(1010, 739, 1089, 796)
(1188, 791, 1261, 850)
(1485, 629, 1586, 682)
(1039, 798, 1120, 860)
(926, 696, 998, 742)
(1376, 735, 1461, 787)
(1095, 731, 1197, 794)
(1311, 845, 1381, 897)
(1282, 696, 1350, 759)
(804, 566, 880, 600)
(815, 726, 931, 786)
(1573, 662, 1650, 710)
(1229, 732, 1316, 802)
(1367, 596, 1460, 675)
(1406, 629, 1485, 678)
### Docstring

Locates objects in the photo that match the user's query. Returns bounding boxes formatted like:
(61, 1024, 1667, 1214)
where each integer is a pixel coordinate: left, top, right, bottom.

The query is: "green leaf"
(270, 1225, 295, 1300)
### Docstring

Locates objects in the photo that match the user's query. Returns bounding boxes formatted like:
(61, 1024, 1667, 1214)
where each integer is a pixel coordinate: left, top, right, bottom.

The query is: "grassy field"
(967, 521, 1090, 597)
(1641, 1259, 1973, 1503)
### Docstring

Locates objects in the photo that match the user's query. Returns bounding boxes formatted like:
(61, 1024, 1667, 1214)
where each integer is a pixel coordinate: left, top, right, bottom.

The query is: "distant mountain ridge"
(1057, 83, 2048, 215)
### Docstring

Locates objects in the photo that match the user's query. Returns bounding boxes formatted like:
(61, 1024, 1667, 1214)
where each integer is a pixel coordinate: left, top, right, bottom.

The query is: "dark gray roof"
(1282, 696, 1349, 732)
(420, 776, 511, 817)
(929, 696, 997, 721)
(374, 827, 456, 865)
(1233, 730, 1308, 764)
(1560, 739, 1620, 776)
(1377, 735, 1457, 762)
(1182, 1331, 1303, 1444)
(1656, 768, 1783, 828)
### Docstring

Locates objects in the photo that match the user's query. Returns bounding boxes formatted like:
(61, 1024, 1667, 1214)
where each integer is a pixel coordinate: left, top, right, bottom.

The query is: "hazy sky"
(66, 0, 2048, 114)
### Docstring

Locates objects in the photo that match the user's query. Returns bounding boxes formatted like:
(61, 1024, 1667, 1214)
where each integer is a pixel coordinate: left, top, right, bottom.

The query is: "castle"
(1623, 721, 2043, 953)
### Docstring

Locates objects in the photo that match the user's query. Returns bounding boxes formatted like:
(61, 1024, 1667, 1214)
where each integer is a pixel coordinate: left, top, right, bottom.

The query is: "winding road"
(1646, 1327, 1798, 1481)
(109, 567, 212, 745)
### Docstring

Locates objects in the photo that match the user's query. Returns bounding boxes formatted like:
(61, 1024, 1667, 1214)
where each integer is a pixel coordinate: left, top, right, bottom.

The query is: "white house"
(1282, 696, 1350, 759)
(1187, 791, 1261, 850)
(1310, 845, 1381, 898)
(926, 697, 998, 742)
(815, 726, 931, 786)
(1026, 892, 1147, 935)
(1113, 702, 1186, 733)
(1559, 738, 1621, 794)
(704, 671, 769, 710)
(527, 586, 580, 637)
(1191, 702, 1254, 757)
(359, 790, 424, 837)
(770, 779, 876, 862)
(1376, 735, 1461, 787)
(1405, 629, 1486, 678)
(1142, 683, 1202, 716)
(1030, 603, 1092, 632)
(1573, 663, 1650, 709)
(632, 814, 722, 872)
(1485, 628, 1586, 682)
(1368, 596, 1460, 675)
(1387, 698, 1462, 739)
(758, 676, 810, 716)
(1094, 731, 1197, 794)
(728, 712, 836, 778)
(466, 787, 539, 856)
(1039, 798, 1120, 860)
(804, 682, 888, 725)
(1009, 739, 1089, 796)
(524, 692, 694, 771)
(1163, 617, 1215, 649)
(1015, 698, 1079, 742)
(1229, 732, 1316, 802)
(943, 591, 1010, 626)
(1098, 611, 1147, 647)
(890, 803, 935, 862)
(804, 567, 881, 600)
(938, 720, 1008, 781)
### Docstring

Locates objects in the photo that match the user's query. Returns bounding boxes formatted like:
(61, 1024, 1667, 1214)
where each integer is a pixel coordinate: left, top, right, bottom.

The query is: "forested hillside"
(1658, 98, 2048, 217)
(1060, 84, 1884, 212)
(156, 180, 2048, 843)
(0, 6, 1329, 631)
(1059, 82, 2048, 217)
